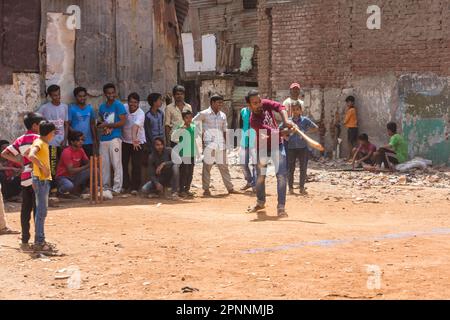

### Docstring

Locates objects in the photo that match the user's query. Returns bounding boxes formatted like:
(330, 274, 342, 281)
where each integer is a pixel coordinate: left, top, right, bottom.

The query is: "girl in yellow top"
(344, 96, 358, 159)
(28, 120, 57, 253)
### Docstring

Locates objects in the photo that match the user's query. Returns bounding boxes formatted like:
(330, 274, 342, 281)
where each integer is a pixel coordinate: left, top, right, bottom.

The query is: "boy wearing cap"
(283, 83, 304, 118)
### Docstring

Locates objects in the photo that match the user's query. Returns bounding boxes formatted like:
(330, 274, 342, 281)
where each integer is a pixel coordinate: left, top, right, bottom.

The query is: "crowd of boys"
(0, 82, 409, 254)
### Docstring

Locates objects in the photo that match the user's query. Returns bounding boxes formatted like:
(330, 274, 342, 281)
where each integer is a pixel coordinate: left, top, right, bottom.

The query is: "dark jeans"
(241, 147, 256, 187)
(82, 144, 94, 158)
(122, 142, 145, 191)
(288, 148, 309, 189)
(0, 173, 21, 200)
(375, 147, 399, 168)
(179, 157, 195, 193)
(21, 185, 35, 244)
(49, 146, 63, 190)
(141, 165, 178, 194)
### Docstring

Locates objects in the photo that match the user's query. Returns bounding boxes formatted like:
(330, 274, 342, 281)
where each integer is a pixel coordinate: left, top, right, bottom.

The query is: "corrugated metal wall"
(115, 0, 153, 99)
(41, 0, 185, 99)
(0, 0, 41, 84)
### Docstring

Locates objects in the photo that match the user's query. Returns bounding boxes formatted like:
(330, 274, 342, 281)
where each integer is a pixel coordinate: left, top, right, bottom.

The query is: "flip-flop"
(246, 204, 265, 213)
(0, 228, 20, 235)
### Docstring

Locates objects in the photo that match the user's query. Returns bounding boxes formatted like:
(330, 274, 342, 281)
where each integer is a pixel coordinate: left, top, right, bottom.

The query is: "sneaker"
(240, 183, 252, 191)
(0, 227, 20, 235)
(300, 188, 308, 195)
(112, 191, 121, 196)
(130, 190, 138, 196)
(228, 189, 239, 195)
(203, 189, 212, 197)
(170, 193, 179, 200)
(277, 209, 288, 218)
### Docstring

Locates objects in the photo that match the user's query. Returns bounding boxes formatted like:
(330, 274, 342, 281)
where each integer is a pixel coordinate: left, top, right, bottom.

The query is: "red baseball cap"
(290, 83, 301, 89)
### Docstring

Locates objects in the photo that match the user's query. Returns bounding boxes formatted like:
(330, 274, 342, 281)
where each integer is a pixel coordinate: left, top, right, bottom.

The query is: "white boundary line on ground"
(242, 228, 450, 254)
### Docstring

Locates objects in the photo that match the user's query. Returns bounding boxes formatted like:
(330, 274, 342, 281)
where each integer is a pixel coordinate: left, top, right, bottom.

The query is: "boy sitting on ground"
(55, 131, 90, 197)
(351, 133, 377, 169)
(373, 122, 408, 171)
(141, 137, 179, 199)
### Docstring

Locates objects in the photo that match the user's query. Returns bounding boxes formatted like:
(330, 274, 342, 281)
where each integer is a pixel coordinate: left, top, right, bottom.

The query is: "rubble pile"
(308, 159, 450, 189)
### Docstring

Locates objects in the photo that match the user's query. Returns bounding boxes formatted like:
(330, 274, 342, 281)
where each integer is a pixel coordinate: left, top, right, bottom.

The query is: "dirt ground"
(1, 161, 450, 300)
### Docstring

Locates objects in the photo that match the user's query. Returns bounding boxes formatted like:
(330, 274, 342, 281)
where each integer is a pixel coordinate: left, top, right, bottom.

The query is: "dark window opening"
(243, 0, 257, 10)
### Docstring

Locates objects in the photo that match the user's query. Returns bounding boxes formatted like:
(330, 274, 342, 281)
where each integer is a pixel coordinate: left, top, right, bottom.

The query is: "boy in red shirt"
(1, 112, 44, 243)
(56, 131, 90, 196)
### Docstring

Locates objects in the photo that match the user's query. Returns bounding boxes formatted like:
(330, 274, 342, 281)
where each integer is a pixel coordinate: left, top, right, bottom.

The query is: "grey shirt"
(38, 102, 69, 147)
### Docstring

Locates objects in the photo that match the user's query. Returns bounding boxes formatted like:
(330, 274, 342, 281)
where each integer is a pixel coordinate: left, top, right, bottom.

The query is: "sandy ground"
(1, 162, 450, 300)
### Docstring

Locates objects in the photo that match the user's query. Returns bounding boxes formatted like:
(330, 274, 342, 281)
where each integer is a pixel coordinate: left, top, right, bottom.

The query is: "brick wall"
(258, 0, 450, 94)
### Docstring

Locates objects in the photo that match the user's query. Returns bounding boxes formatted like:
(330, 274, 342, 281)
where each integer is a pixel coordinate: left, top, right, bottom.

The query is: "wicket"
(90, 155, 103, 204)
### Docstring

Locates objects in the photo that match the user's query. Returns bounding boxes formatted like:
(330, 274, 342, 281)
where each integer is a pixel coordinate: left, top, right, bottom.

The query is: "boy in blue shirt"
(287, 101, 318, 195)
(68, 87, 97, 157)
(97, 83, 127, 195)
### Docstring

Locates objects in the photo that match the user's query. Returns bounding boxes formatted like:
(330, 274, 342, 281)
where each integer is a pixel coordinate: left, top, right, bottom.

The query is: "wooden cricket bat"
(292, 126, 325, 152)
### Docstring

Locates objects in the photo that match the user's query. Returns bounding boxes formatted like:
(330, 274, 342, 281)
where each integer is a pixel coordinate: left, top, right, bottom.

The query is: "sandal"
(0, 227, 20, 235)
(33, 242, 58, 253)
(246, 204, 265, 213)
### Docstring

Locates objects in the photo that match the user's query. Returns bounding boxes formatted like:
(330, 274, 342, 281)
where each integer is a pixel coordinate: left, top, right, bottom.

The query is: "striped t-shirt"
(6, 130, 40, 187)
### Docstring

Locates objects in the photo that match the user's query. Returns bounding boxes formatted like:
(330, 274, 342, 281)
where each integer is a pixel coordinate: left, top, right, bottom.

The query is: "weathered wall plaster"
(0, 73, 42, 141)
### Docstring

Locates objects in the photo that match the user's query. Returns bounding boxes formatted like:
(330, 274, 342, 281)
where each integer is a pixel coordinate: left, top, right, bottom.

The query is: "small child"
(28, 120, 57, 253)
(173, 110, 196, 198)
(344, 96, 358, 160)
(351, 133, 377, 169)
(287, 101, 318, 195)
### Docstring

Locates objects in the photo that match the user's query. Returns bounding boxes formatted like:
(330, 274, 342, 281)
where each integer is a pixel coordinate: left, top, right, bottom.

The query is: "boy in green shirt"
(172, 111, 196, 198)
(374, 122, 408, 170)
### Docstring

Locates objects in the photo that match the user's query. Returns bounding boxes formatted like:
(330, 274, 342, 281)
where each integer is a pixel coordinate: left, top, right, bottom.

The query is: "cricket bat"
(292, 126, 325, 152)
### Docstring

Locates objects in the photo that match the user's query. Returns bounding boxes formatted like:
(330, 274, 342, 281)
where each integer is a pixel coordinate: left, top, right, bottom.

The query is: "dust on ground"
(1, 159, 449, 300)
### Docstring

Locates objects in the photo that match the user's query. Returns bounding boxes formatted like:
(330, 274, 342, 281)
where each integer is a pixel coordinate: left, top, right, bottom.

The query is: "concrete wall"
(0, 73, 42, 141)
(399, 74, 450, 165)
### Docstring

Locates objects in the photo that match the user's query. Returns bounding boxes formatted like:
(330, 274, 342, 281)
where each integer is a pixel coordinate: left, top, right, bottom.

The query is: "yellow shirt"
(32, 138, 52, 181)
(344, 107, 358, 128)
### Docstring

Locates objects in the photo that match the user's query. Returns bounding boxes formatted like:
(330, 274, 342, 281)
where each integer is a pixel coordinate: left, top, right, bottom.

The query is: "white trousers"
(100, 138, 123, 193)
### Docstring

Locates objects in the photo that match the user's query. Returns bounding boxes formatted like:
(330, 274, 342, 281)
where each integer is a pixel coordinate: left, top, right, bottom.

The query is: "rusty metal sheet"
(115, 0, 153, 99)
(189, 0, 217, 8)
(0, 0, 41, 84)
(175, 0, 189, 30)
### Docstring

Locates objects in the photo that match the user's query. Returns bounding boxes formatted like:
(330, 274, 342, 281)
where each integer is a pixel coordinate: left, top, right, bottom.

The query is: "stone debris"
(308, 159, 450, 189)
(181, 286, 199, 293)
